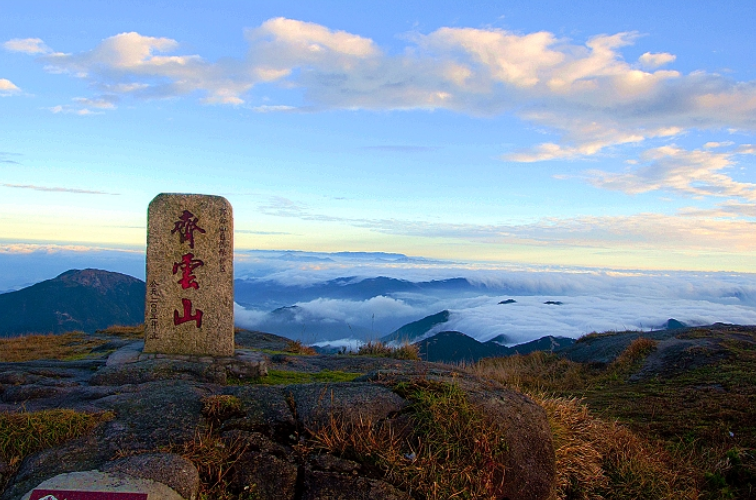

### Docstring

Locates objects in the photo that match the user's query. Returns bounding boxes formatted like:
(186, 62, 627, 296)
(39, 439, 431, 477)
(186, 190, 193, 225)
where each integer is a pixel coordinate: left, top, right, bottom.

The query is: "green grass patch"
(237, 369, 363, 385)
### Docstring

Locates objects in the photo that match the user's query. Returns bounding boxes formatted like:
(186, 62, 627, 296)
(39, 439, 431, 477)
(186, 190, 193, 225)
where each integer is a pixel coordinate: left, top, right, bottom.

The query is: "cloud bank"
(6, 19, 756, 160)
(231, 250, 756, 344)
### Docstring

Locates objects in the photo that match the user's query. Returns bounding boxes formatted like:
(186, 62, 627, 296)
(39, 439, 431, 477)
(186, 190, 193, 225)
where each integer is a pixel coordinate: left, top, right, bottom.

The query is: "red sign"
(30, 490, 148, 500)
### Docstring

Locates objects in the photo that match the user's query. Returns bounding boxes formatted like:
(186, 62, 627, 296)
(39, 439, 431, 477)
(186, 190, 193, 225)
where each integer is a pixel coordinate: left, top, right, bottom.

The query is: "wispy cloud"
(48, 94, 119, 115)
(235, 229, 291, 235)
(1, 183, 119, 195)
(361, 145, 437, 153)
(3, 37, 51, 54)
(9, 19, 756, 162)
(0, 152, 21, 164)
(255, 195, 756, 253)
(0, 78, 21, 95)
(585, 144, 756, 200)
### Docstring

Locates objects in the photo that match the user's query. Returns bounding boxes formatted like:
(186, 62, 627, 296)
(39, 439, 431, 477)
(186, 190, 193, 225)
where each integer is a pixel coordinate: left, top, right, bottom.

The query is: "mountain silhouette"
(0, 269, 145, 337)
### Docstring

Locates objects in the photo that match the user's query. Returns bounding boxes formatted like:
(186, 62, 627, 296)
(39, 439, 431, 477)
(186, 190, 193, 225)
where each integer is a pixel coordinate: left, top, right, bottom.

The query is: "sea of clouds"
(2, 246, 755, 346)
(232, 250, 756, 346)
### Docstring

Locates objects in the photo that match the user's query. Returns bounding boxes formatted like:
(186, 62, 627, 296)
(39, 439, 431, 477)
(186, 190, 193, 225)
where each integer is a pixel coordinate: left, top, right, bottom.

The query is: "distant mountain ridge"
(0, 269, 145, 337)
(415, 330, 575, 363)
(234, 275, 482, 310)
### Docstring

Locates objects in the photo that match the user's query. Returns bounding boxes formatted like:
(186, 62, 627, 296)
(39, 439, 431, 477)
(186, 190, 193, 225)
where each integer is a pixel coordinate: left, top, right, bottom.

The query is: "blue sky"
(2, 0, 756, 272)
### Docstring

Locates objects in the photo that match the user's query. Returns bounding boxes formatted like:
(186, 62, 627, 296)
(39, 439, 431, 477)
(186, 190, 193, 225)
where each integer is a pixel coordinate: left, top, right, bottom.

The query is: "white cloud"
(11, 21, 756, 161)
(231, 253, 756, 343)
(3, 37, 51, 54)
(586, 144, 756, 200)
(249, 194, 756, 253)
(73, 95, 118, 109)
(638, 52, 676, 68)
(0, 78, 20, 95)
(251, 104, 296, 112)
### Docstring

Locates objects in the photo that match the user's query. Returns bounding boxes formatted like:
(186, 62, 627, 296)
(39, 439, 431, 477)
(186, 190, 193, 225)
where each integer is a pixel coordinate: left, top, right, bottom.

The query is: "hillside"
(0, 269, 145, 337)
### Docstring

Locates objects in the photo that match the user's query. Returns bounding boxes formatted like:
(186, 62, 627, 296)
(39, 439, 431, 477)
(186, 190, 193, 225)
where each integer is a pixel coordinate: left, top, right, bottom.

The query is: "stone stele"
(144, 193, 234, 356)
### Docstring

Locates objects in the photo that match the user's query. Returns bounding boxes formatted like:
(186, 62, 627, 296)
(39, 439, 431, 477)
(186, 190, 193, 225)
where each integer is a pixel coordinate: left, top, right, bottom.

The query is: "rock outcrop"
(0, 332, 555, 500)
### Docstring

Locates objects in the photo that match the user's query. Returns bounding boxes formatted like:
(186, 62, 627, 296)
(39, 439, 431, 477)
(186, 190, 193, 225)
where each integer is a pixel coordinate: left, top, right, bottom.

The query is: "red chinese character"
(172, 253, 204, 289)
(174, 298, 203, 327)
(171, 210, 206, 249)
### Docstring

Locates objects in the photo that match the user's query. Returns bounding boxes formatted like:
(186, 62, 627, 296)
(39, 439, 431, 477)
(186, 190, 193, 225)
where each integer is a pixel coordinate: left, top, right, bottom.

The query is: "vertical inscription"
(147, 280, 161, 340)
(144, 193, 234, 356)
(218, 206, 229, 273)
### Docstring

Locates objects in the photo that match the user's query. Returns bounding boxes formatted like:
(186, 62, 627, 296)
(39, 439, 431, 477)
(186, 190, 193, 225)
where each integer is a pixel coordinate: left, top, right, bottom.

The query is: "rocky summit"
(0, 330, 556, 500)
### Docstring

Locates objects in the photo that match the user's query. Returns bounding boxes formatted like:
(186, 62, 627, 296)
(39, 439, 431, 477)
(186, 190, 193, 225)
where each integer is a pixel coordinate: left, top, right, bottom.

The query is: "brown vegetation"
(0, 331, 109, 362)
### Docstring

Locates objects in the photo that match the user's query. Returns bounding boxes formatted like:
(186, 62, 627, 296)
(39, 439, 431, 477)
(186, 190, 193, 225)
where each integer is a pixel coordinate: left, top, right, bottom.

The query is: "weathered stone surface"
(232, 451, 298, 500)
(222, 385, 297, 435)
(20, 471, 184, 500)
(286, 382, 407, 429)
(100, 453, 199, 500)
(1, 334, 555, 500)
(301, 470, 411, 500)
(92, 358, 228, 385)
(93, 343, 266, 386)
(95, 381, 209, 452)
(467, 387, 556, 500)
(144, 193, 233, 356)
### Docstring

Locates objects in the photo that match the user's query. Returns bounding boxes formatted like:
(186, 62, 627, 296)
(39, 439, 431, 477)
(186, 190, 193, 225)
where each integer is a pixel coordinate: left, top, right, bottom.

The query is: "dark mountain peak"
(416, 330, 510, 363)
(665, 318, 687, 330)
(381, 310, 450, 343)
(56, 268, 142, 293)
(499, 299, 516, 305)
(0, 269, 145, 336)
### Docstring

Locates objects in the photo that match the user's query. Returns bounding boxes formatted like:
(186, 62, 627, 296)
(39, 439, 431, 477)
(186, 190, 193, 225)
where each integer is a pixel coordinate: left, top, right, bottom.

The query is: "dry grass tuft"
(611, 337, 657, 371)
(356, 340, 421, 360)
(310, 379, 508, 499)
(201, 395, 243, 428)
(164, 427, 250, 500)
(536, 395, 698, 500)
(96, 324, 145, 339)
(0, 408, 113, 493)
(471, 351, 591, 393)
(356, 340, 394, 356)
(0, 331, 109, 362)
(284, 339, 317, 356)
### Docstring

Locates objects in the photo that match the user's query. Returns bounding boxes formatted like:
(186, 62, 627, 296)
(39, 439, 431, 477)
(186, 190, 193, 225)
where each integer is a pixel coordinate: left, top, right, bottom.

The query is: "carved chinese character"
(171, 210, 206, 249)
(173, 298, 203, 327)
(172, 252, 204, 289)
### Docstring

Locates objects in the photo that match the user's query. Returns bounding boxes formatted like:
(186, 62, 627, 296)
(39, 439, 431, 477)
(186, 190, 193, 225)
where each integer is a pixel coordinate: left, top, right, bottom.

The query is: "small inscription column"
(144, 193, 234, 356)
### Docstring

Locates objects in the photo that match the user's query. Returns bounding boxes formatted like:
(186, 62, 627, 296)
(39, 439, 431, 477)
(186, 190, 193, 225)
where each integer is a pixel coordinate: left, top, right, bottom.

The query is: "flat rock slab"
(22, 471, 184, 500)
(93, 342, 266, 385)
